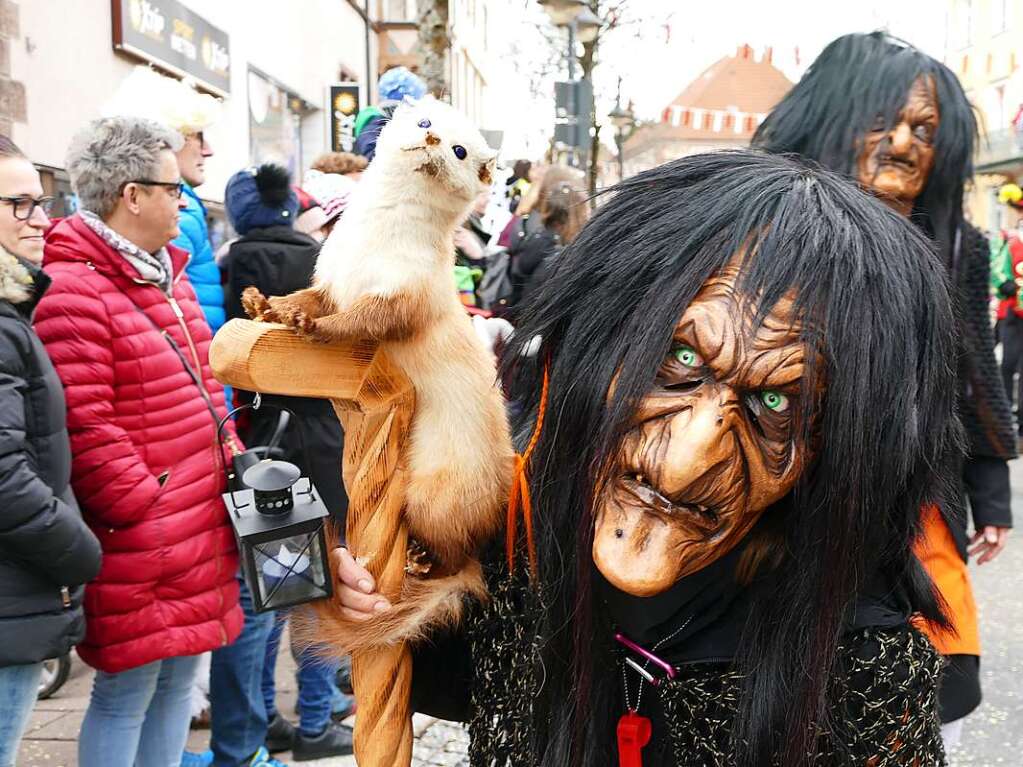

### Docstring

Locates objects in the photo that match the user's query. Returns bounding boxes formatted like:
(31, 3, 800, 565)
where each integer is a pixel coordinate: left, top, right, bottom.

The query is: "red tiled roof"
(621, 46, 794, 164)
(639, 44, 794, 140)
(669, 44, 793, 114)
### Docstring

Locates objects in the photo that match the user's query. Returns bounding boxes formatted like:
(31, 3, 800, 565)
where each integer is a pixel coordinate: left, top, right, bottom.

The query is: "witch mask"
(856, 76, 939, 215)
(592, 267, 819, 597)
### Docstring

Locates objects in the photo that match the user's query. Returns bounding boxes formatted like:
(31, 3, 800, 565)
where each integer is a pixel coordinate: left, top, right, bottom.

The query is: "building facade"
(945, 0, 1023, 232)
(375, 0, 494, 134)
(7, 0, 376, 230)
(621, 45, 792, 177)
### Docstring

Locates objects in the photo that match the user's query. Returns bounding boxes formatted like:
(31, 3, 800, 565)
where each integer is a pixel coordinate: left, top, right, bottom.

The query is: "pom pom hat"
(225, 164, 299, 236)
(378, 66, 427, 102)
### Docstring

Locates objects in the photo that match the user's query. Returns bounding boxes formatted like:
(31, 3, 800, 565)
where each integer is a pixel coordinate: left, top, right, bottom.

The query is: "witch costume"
(753, 31, 1016, 727)
(399, 151, 957, 766)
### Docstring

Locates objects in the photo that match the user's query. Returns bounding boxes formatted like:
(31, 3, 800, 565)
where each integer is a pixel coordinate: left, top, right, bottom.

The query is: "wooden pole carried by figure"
(210, 319, 416, 767)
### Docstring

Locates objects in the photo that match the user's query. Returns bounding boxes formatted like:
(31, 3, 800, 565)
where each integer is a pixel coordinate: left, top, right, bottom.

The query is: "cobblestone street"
(17, 460, 1023, 766)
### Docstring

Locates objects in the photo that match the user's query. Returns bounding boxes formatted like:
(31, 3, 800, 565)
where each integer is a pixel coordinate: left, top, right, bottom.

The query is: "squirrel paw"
(405, 538, 434, 576)
(241, 287, 273, 321)
(270, 299, 319, 338)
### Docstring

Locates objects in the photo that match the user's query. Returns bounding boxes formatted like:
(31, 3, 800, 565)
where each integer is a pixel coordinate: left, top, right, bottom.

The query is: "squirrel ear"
(478, 158, 494, 186)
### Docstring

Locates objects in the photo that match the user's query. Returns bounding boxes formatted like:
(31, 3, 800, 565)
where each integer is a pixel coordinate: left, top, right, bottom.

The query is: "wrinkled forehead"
(685, 265, 802, 337)
(900, 76, 939, 115)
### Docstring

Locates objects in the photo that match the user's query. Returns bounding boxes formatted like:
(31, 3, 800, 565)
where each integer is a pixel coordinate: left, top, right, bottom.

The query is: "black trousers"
(1000, 314, 1023, 429)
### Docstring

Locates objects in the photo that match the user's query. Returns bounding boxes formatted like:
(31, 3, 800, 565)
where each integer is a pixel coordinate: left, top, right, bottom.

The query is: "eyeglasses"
(130, 180, 185, 199)
(0, 195, 55, 221)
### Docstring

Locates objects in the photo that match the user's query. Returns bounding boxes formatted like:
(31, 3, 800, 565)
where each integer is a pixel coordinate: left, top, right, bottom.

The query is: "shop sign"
(112, 0, 231, 96)
(329, 84, 362, 153)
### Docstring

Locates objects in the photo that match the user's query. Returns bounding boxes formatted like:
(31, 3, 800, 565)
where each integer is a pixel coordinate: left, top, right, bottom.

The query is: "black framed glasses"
(130, 180, 185, 199)
(0, 195, 55, 221)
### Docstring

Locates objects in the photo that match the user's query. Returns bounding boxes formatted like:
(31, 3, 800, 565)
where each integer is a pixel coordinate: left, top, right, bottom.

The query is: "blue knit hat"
(225, 164, 299, 235)
(378, 67, 427, 102)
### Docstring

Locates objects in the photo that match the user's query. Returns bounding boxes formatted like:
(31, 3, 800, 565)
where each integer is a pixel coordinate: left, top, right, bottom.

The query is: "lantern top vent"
(243, 459, 302, 492)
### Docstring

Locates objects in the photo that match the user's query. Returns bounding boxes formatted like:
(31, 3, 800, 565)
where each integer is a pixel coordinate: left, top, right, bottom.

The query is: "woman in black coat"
(508, 173, 589, 314)
(0, 138, 101, 767)
(223, 164, 348, 520)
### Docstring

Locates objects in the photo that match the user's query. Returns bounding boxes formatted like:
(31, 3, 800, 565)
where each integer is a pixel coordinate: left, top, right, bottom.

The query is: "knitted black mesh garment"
(955, 223, 1017, 461)
(465, 573, 946, 767)
(658, 627, 945, 766)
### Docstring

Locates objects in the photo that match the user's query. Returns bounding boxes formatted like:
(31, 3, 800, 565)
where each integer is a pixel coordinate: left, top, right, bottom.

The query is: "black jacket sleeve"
(964, 455, 1013, 529)
(957, 226, 1018, 461)
(0, 322, 101, 586)
(225, 246, 268, 323)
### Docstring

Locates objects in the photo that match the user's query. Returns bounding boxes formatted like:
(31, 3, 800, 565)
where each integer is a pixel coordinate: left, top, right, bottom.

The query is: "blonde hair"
(103, 66, 221, 136)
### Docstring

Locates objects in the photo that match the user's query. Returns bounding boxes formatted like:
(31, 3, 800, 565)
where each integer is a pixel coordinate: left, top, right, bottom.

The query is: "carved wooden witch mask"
(856, 76, 939, 216)
(592, 266, 821, 597)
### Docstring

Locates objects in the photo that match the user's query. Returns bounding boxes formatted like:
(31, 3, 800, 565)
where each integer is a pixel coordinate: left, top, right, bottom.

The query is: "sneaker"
(249, 746, 288, 767)
(265, 713, 296, 754)
(292, 722, 355, 761)
(181, 751, 214, 767)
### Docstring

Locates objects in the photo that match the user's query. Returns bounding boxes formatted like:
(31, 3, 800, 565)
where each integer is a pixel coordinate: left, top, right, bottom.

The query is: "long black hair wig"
(752, 31, 976, 265)
(501, 150, 960, 766)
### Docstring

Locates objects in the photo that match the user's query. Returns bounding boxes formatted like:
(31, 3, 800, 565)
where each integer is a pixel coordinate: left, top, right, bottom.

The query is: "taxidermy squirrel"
(243, 96, 513, 649)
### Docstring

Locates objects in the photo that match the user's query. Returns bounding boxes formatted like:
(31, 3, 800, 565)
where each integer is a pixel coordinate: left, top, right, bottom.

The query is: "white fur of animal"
(242, 96, 513, 649)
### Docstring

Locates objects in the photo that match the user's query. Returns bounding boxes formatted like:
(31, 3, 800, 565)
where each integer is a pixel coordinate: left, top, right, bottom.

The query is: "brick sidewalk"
(17, 637, 468, 767)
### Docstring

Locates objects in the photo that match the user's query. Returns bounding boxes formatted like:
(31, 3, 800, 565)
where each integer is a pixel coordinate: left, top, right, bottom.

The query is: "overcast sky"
(490, 0, 950, 159)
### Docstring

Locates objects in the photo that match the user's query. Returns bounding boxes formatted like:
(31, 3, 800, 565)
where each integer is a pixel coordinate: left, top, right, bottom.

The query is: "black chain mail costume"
(410, 564, 946, 767)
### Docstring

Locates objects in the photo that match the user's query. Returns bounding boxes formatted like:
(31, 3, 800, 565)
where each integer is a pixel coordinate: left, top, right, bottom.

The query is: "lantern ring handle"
(217, 398, 317, 494)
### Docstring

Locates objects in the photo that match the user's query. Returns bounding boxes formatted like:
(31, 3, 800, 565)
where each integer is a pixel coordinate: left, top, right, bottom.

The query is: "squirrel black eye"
(452, 145, 467, 160)
(417, 119, 431, 128)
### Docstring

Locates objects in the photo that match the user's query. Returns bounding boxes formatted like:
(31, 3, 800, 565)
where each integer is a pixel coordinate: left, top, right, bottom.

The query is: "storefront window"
(248, 68, 303, 177)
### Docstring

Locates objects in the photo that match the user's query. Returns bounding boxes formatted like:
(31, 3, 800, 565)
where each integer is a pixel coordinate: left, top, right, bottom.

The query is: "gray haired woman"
(33, 116, 244, 767)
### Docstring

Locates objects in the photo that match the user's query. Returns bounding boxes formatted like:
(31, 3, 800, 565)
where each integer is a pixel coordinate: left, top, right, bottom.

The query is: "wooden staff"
(210, 318, 415, 767)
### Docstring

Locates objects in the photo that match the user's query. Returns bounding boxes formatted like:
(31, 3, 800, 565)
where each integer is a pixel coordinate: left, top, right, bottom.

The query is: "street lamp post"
(540, 0, 589, 166)
(608, 79, 635, 182)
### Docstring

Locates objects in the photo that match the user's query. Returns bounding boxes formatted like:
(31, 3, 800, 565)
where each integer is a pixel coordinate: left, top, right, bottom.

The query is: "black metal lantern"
(218, 396, 334, 613)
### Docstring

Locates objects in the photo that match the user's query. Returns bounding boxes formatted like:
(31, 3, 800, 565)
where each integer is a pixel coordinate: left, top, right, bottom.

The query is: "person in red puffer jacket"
(34, 116, 243, 767)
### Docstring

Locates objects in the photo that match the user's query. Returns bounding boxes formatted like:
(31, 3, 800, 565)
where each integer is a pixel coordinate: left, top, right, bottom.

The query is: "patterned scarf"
(79, 210, 173, 294)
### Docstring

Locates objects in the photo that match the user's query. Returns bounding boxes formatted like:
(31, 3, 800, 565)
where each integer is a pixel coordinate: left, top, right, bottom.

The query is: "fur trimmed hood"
(0, 249, 35, 305)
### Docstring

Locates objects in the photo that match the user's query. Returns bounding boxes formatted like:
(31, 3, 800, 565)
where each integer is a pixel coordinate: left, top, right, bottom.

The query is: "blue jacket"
(173, 184, 225, 334)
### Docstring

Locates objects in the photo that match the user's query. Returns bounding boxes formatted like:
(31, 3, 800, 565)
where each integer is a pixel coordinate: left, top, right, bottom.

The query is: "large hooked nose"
(657, 390, 738, 497)
(888, 122, 914, 156)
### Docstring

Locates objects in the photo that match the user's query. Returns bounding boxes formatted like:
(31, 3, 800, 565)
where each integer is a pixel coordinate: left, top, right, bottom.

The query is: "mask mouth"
(876, 154, 916, 172)
(619, 472, 719, 530)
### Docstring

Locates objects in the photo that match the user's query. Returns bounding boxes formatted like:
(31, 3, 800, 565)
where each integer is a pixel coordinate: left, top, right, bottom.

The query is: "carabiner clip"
(615, 632, 677, 685)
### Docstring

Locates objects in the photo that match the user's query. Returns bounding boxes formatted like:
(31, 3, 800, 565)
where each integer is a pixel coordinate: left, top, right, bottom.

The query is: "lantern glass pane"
(251, 530, 329, 609)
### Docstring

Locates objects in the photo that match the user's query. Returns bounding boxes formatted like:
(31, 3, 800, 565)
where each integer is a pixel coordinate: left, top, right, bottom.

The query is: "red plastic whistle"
(617, 710, 652, 767)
